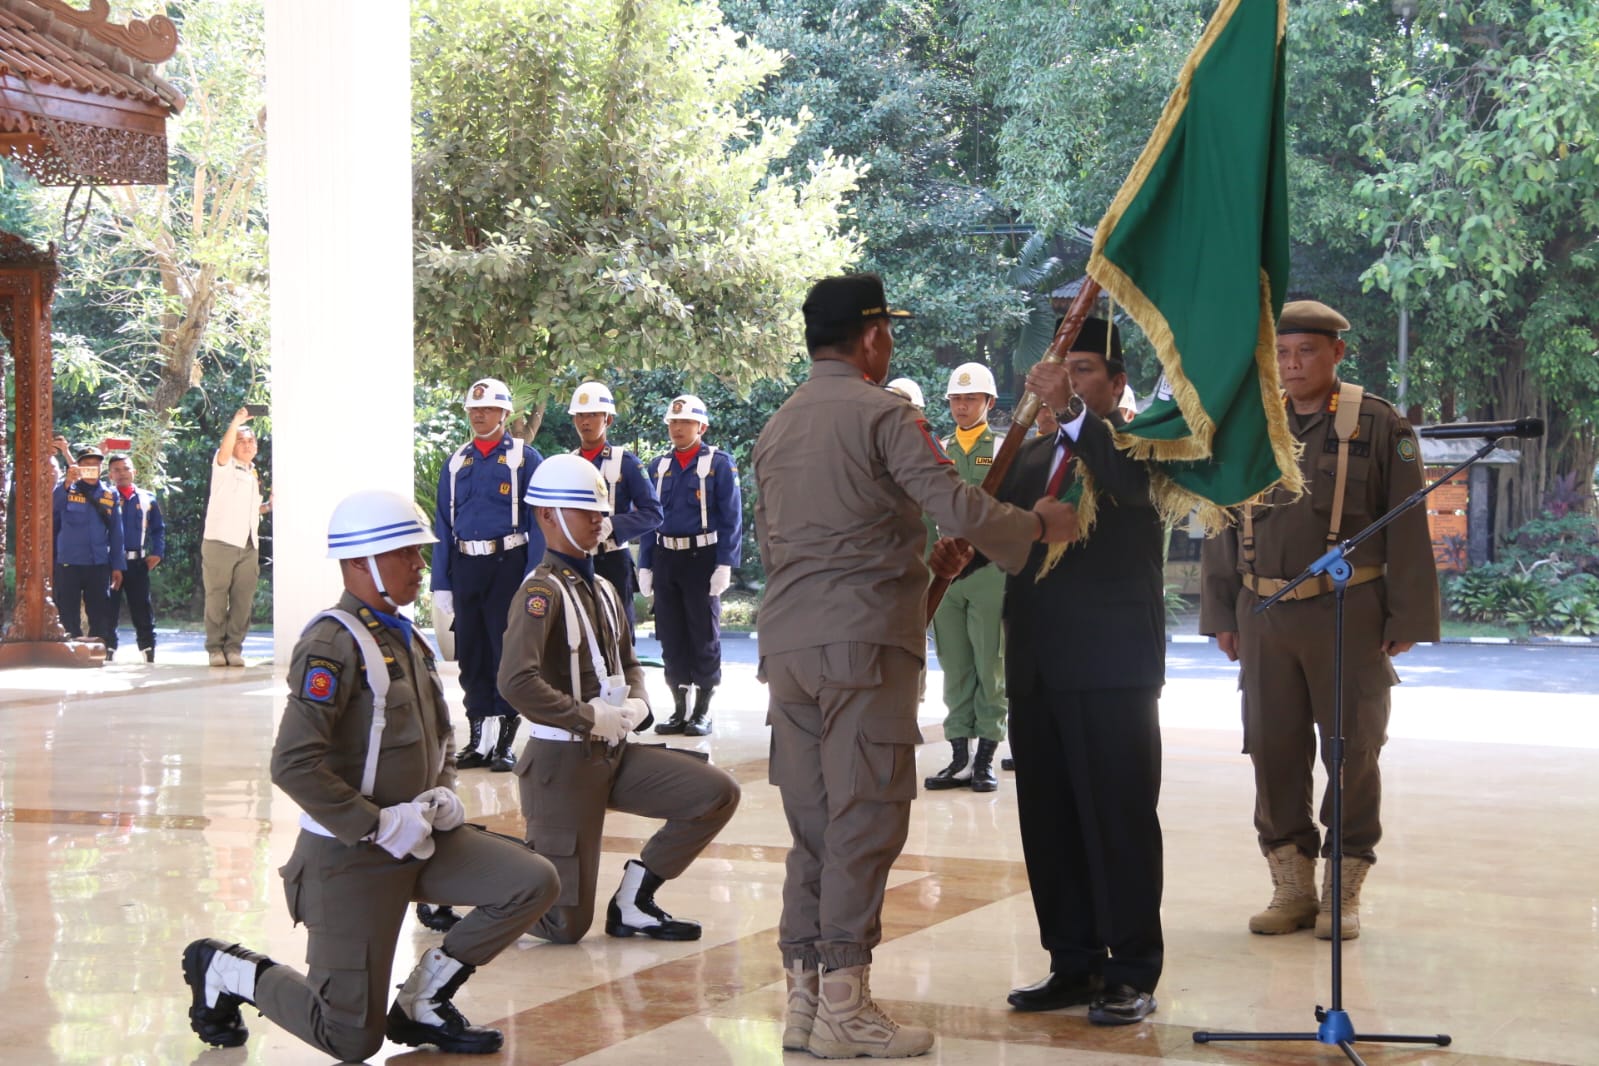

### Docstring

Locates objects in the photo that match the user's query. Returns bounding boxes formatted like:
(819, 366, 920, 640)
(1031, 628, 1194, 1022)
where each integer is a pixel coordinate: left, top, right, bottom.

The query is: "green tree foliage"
(411, 0, 862, 437)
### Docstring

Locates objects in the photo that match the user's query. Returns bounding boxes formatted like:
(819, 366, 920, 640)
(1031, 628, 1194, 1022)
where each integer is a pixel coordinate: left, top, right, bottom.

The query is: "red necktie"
(1045, 436, 1074, 498)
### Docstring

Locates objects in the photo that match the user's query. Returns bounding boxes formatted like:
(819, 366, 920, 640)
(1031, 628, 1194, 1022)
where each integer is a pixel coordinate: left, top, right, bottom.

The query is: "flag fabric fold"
(1087, 0, 1301, 533)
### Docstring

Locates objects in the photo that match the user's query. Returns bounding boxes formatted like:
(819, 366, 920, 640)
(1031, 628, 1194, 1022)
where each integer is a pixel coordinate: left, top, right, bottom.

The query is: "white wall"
(266, 1, 414, 662)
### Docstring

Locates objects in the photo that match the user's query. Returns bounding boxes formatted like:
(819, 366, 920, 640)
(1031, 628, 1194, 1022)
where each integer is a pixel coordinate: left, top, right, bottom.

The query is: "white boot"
(386, 947, 502, 1054)
(182, 938, 272, 1048)
(605, 858, 701, 940)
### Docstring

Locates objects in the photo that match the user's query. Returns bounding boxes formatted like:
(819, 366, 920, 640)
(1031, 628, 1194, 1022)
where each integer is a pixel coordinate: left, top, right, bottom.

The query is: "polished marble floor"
(2, 643, 1596, 1065)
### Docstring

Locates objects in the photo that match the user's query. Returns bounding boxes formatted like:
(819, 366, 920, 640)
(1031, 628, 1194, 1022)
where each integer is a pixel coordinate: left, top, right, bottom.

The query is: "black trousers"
(55, 562, 113, 642)
(1010, 678, 1164, 993)
(451, 546, 528, 722)
(652, 545, 720, 689)
(594, 547, 637, 630)
(107, 557, 156, 653)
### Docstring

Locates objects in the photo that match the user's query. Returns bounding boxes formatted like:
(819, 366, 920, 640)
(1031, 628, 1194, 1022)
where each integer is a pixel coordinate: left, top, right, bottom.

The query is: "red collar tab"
(580, 445, 605, 462)
(473, 438, 499, 458)
(674, 445, 700, 470)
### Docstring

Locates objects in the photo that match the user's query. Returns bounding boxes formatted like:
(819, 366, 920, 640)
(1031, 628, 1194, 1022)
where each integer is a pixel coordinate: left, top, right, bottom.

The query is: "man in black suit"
(935, 318, 1165, 1025)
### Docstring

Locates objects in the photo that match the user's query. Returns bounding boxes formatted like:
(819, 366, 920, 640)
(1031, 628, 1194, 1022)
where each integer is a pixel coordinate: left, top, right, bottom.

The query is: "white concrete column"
(266, 1, 413, 662)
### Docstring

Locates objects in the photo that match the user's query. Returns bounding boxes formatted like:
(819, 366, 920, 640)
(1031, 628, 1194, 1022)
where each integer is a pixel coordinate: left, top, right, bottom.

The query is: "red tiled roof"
(0, 2, 182, 115)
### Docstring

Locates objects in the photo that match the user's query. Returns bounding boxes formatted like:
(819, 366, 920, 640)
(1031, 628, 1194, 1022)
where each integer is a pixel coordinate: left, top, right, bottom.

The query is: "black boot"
(455, 719, 489, 770)
(182, 938, 275, 1048)
(605, 859, 702, 940)
(924, 738, 971, 790)
(683, 685, 714, 736)
(656, 685, 690, 734)
(490, 715, 518, 772)
(970, 738, 1000, 792)
(386, 948, 502, 1054)
(415, 903, 461, 932)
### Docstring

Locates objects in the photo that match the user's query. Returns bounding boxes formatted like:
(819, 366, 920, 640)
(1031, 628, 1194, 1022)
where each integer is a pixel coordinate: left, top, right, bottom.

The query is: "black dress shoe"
(1001, 757, 1015, 771)
(1088, 983, 1157, 1025)
(1006, 972, 1102, 1012)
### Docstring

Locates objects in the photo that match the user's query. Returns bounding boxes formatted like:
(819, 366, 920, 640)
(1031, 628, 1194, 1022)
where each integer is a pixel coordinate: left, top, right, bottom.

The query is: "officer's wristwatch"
(1062, 394, 1085, 419)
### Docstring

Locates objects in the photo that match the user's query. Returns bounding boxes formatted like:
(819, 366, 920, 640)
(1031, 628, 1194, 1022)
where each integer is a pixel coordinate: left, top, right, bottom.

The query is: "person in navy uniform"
(52, 444, 125, 644)
(567, 380, 663, 630)
(104, 452, 166, 663)
(431, 377, 545, 773)
(638, 394, 742, 736)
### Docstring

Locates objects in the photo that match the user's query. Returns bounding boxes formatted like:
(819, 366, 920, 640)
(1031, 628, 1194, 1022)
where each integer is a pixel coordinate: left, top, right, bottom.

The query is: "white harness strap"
(557, 573, 623, 704)
(576, 445, 628, 551)
(303, 609, 388, 797)
(449, 437, 526, 530)
(654, 446, 717, 532)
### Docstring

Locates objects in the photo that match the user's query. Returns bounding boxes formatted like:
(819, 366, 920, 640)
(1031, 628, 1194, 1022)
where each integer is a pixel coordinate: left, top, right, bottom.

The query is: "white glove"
(638, 569, 654, 597)
(709, 564, 732, 597)
(431, 590, 454, 620)
(370, 801, 436, 860)
(416, 787, 465, 831)
(587, 701, 628, 746)
(618, 697, 651, 731)
(599, 517, 614, 543)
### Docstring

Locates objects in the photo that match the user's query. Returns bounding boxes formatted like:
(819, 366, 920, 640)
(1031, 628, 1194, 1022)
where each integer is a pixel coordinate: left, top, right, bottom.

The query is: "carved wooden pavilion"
(0, 0, 182, 667)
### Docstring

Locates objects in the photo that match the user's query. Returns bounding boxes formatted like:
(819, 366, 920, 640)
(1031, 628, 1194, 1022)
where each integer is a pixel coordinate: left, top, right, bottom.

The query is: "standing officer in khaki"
(201, 407, 270, 666)
(182, 490, 558, 1060)
(926, 362, 1009, 793)
(499, 455, 740, 945)
(753, 272, 1080, 1059)
(1200, 300, 1440, 940)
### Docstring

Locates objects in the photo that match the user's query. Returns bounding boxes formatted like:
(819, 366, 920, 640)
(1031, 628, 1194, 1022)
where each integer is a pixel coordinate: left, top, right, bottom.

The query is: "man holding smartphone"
(202, 406, 271, 667)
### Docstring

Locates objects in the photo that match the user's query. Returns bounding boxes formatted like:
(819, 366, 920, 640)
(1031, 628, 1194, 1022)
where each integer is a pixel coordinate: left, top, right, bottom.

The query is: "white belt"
(126, 550, 145, 560)
(659, 532, 717, 550)
(456, 532, 529, 556)
(299, 812, 338, 838)
(526, 723, 584, 742)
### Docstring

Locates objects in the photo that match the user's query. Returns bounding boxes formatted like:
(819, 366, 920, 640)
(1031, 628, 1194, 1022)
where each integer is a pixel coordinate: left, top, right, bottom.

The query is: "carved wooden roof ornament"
(0, 0, 184, 185)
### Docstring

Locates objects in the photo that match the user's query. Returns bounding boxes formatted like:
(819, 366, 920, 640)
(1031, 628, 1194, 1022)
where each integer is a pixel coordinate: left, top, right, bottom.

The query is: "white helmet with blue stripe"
(526, 454, 613, 513)
(567, 381, 617, 416)
(662, 393, 710, 426)
(327, 490, 439, 559)
(464, 377, 514, 412)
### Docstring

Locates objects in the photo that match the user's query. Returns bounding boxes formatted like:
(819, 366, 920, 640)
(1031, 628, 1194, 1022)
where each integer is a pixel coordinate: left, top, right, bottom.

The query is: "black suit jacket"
(972, 412, 1166, 696)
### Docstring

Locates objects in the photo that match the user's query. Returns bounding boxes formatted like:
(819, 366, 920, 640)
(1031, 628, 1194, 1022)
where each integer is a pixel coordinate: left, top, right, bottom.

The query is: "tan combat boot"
(782, 959, 819, 1051)
(1315, 856, 1371, 940)
(807, 964, 934, 1059)
(1248, 844, 1319, 934)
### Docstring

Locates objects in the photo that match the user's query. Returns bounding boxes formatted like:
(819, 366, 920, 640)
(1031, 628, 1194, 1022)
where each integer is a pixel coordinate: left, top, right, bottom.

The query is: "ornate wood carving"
(28, 0, 179, 64)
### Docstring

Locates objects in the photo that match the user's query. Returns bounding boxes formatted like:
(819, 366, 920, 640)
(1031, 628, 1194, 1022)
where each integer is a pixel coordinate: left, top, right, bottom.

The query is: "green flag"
(1088, 0, 1300, 531)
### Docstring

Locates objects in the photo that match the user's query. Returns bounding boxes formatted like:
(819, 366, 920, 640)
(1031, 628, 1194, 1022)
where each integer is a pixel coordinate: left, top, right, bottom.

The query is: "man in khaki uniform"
(926, 361, 1009, 792)
(499, 455, 740, 944)
(183, 490, 558, 1060)
(752, 273, 1079, 1059)
(1200, 300, 1440, 941)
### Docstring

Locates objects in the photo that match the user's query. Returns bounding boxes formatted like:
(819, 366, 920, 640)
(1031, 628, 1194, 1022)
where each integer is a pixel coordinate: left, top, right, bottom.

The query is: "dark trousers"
(107, 557, 156, 653)
(451, 546, 528, 722)
(55, 562, 112, 642)
(594, 547, 637, 629)
(652, 545, 720, 688)
(1010, 679, 1164, 993)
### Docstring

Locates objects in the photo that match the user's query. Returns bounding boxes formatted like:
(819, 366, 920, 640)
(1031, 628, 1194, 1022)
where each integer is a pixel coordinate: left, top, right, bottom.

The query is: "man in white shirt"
(202, 407, 271, 666)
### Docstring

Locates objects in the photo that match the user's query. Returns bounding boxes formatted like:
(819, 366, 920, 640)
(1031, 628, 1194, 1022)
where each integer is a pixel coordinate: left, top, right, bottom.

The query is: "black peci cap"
(802, 273, 914, 328)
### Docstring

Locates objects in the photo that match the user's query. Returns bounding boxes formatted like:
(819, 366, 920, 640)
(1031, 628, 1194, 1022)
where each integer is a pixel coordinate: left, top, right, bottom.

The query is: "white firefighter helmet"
(526, 453, 613, 513)
(567, 381, 617, 416)
(327, 490, 438, 560)
(945, 362, 997, 398)
(662, 393, 710, 426)
(885, 377, 926, 409)
(464, 377, 514, 412)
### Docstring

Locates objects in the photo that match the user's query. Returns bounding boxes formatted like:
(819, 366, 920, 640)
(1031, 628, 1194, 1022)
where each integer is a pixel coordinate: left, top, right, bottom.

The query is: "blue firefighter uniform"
(53, 477, 125, 642)
(108, 484, 166, 659)
(638, 443, 741, 691)
(572, 444, 663, 628)
(432, 434, 545, 738)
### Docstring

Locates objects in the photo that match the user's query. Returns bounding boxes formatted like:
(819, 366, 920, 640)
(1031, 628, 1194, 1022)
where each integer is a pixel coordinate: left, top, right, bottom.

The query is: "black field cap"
(803, 273, 914, 327)
(1278, 300, 1350, 338)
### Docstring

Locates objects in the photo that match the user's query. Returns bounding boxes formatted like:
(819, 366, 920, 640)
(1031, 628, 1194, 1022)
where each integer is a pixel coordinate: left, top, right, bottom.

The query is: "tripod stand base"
(1194, 1008, 1451, 1065)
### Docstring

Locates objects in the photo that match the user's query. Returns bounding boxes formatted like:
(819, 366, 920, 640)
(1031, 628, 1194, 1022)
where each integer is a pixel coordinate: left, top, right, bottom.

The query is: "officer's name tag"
(975, 457, 994, 466)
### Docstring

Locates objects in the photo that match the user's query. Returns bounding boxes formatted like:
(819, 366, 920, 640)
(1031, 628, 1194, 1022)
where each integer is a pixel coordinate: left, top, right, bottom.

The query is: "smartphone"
(244, 403, 269, 417)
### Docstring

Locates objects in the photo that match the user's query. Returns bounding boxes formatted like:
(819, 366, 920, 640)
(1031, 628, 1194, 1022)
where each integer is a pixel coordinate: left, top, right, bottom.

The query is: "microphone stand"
(1190, 434, 1508, 1063)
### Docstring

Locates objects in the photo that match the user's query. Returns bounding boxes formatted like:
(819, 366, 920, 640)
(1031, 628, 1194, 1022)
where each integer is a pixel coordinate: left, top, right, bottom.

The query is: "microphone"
(1417, 417, 1544, 441)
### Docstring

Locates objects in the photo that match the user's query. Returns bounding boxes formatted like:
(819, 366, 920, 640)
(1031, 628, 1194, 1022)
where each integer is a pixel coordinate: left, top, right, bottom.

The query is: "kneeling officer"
(182, 490, 559, 1060)
(500, 454, 741, 943)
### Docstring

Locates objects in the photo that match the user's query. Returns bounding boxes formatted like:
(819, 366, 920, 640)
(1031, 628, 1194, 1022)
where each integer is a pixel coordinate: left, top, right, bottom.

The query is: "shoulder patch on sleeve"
(916, 419, 954, 465)
(303, 657, 341, 702)
(1396, 435, 1418, 463)
(523, 579, 557, 618)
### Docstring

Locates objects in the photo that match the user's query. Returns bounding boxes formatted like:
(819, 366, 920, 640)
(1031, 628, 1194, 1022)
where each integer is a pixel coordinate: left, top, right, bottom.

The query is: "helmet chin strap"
(367, 555, 401, 611)
(472, 412, 507, 440)
(555, 509, 597, 556)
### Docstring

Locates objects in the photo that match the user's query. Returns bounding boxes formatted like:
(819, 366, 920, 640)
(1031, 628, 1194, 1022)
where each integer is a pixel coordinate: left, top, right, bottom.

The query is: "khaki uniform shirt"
(203, 459, 262, 548)
(1199, 385, 1441, 644)
(271, 591, 456, 844)
(498, 553, 648, 733)
(753, 359, 1040, 661)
